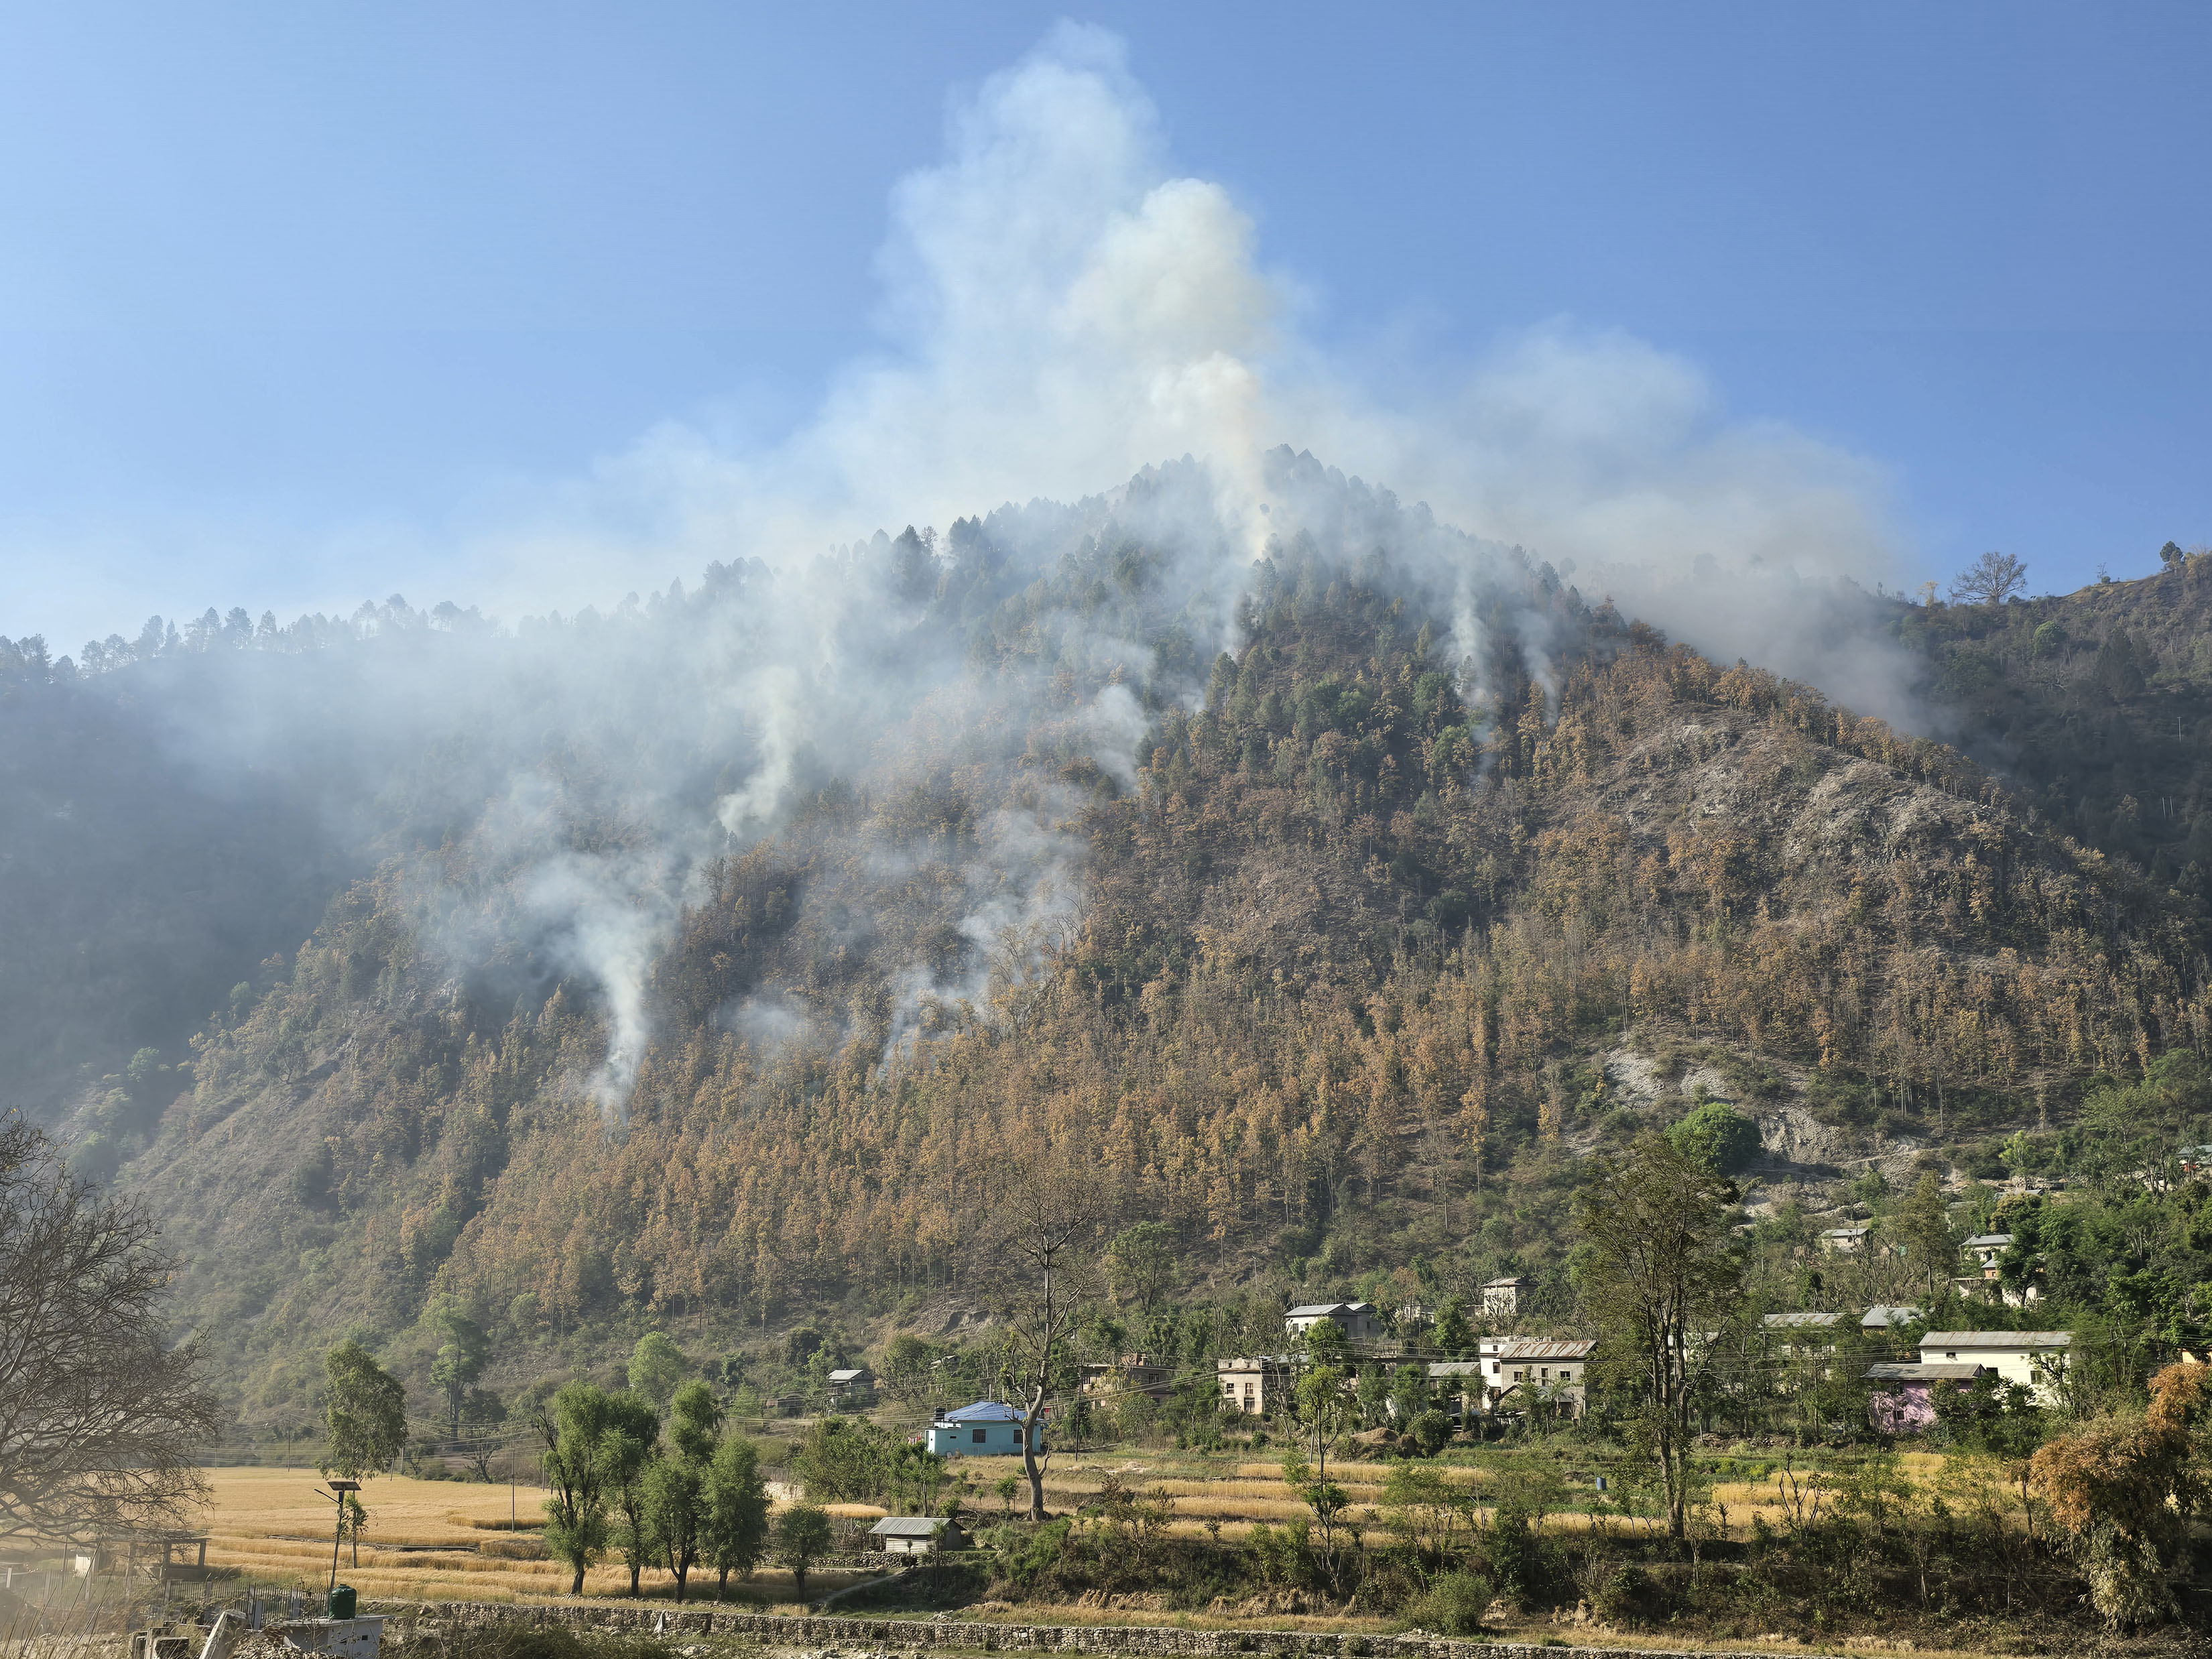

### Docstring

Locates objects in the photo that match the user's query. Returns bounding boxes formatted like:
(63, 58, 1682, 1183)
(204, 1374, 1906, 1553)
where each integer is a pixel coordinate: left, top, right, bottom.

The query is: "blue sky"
(4, 2, 2208, 650)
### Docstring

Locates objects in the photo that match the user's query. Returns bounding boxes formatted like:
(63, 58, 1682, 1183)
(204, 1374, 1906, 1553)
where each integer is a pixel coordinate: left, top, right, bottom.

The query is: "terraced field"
(184, 1448, 1975, 1605)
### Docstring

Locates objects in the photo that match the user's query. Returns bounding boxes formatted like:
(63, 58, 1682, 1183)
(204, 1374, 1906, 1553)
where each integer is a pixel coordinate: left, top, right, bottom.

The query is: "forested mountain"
(1908, 546, 2212, 888)
(3, 452, 2209, 1428)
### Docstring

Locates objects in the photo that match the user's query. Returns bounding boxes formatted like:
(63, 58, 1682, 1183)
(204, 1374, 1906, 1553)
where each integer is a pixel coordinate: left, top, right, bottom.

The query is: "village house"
(1216, 1355, 1290, 1415)
(869, 1516, 967, 1556)
(826, 1367, 875, 1404)
(1762, 1310, 1843, 1375)
(1426, 1359, 1485, 1421)
(1284, 1300, 1384, 1342)
(1481, 1338, 1596, 1418)
(1918, 1331, 2072, 1404)
(1861, 1304, 1920, 1331)
(925, 1401, 1040, 1456)
(1819, 1225, 1873, 1254)
(1481, 1276, 1532, 1319)
(1961, 1234, 2013, 1276)
(1863, 1361, 1985, 1434)
(1079, 1353, 1172, 1404)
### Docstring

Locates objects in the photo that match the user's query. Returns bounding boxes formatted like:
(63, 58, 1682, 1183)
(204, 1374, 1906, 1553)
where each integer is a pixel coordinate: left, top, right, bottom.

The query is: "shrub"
(1408, 1410, 1451, 1456)
(1398, 1570, 1493, 1636)
(1666, 1101, 1760, 1174)
(1593, 1562, 1652, 1624)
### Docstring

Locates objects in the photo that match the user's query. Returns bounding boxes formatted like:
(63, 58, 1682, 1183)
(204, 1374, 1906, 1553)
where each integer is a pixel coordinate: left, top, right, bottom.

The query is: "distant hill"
(1904, 548, 2212, 889)
(3, 458, 2206, 1426)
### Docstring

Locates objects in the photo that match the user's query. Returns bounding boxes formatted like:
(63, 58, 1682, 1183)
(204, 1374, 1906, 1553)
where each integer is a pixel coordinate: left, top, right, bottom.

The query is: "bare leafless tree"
(1949, 550, 2028, 607)
(0, 1113, 221, 1547)
(983, 1153, 1111, 1521)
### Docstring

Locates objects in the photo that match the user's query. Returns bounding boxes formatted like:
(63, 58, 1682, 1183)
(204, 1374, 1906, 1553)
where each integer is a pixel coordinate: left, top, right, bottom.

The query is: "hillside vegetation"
(9, 460, 2187, 1426)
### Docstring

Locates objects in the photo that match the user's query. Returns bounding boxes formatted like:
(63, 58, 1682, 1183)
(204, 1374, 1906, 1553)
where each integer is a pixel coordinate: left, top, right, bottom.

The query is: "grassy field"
(182, 1445, 1985, 1607)
(188, 1469, 869, 1606)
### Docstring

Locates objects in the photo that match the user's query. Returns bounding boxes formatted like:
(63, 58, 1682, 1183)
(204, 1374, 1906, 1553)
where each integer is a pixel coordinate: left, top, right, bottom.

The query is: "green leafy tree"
(1573, 1133, 1745, 1541)
(1666, 1101, 1760, 1175)
(427, 1302, 489, 1442)
(641, 1453, 706, 1603)
(538, 1382, 617, 1595)
(792, 1416, 898, 1502)
(703, 1435, 772, 1600)
(1891, 1172, 1960, 1302)
(1103, 1221, 1177, 1309)
(1433, 1298, 1474, 1357)
(599, 1392, 663, 1597)
(641, 1379, 724, 1604)
(667, 1379, 722, 1464)
(1282, 1341, 1357, 1591)
(321, 1339, 406, 1482)
(774, 1503, 834, 1602)
(627, 1332, 687, 1408)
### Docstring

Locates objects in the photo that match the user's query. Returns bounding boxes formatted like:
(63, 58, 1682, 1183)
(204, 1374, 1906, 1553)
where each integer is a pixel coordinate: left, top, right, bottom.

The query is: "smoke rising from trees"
(7, 24, 1928, 1122)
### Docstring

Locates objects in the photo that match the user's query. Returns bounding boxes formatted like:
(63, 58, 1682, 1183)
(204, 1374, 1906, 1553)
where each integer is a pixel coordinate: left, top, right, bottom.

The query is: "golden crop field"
(179, 1448, 1993, 1606)
(186, 1469, 868, 1607)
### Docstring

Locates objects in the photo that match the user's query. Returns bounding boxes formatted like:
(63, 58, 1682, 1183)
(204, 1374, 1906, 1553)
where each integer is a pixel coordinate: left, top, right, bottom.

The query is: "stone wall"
(370, 1599, 1841, 1659)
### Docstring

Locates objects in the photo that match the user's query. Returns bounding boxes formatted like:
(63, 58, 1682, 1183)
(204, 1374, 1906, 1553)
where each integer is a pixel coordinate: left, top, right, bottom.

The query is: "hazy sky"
(4, 2, 2208, 650)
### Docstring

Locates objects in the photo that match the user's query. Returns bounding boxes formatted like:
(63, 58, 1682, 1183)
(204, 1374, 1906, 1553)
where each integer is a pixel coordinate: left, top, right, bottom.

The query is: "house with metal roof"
(1918, 1331, 2071, 1404)
(1863, 1361, 1985, 1434)
(869, 1516, 967, 1555)
(1861, 1304, 1920, 1331)
(1480, 1339, 1596, 1418)
(1819, 1225, 1873, 1254)
(925, 1401, 1040, 1457)
(1284, 1301, 1384, 1342)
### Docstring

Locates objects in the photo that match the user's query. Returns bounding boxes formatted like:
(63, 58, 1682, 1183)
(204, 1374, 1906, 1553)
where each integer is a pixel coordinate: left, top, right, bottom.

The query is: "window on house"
(972, 1428, 987, 1444)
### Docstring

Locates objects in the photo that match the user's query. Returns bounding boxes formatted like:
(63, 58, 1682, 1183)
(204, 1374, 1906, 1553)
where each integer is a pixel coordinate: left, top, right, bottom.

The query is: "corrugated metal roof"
(940, 1401, 1025, 1422)
(1497, 1339, 1595, 1361)
(1921, 1331, 2071, 1350)
(1962, 1234, 2014, 1248)
(1865, 1363, 1983, 1382)
(1426, 1361, 1484, 1377)
(1763, 1312, 1843, 1328)
(1861, 1305, 1920, 1328)
(871, 1517, 955, 1537)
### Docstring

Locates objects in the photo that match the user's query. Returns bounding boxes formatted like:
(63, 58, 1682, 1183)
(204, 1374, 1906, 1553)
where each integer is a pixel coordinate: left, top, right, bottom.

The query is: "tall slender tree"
(1573, 1132, 1745, 1542)
(985, 1153, 1110, 1521)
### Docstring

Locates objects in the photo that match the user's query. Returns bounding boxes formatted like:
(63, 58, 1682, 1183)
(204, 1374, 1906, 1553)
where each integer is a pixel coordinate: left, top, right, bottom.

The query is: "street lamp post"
(320, 1481, 361, 1595)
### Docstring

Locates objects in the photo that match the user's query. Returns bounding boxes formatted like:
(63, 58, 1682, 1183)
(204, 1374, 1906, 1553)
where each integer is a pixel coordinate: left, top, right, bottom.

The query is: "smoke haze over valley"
(5, 19, 2212, 1459)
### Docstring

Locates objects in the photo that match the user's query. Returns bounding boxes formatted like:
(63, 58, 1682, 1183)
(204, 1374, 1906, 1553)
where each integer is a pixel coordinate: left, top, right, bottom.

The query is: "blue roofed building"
(926, 1401, 1042, 1457)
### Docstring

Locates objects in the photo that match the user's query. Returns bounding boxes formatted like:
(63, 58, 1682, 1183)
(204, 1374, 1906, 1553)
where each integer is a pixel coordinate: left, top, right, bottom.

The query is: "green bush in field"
(1398, 1569, 1493, 1635)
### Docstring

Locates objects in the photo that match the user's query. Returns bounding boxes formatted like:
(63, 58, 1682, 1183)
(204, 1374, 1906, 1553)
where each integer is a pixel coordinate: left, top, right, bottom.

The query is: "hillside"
(7, 456, 2194, 1430)
(1908, 546, 2212, 887)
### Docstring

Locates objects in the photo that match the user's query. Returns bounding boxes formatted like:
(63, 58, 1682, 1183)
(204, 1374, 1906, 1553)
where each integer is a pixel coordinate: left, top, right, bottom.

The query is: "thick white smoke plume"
(56, 24, 1930, 1123)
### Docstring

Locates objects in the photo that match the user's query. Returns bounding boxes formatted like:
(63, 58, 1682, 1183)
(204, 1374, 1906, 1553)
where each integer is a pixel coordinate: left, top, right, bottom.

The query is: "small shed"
(869, 1516, 967, 1556)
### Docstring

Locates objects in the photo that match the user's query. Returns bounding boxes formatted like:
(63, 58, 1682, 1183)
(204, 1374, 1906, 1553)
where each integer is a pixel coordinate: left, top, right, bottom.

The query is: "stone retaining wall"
(370, 1599, 1846, 1659)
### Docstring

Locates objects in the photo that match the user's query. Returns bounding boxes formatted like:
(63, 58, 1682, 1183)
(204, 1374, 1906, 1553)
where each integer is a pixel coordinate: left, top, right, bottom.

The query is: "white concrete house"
(1217, 1355, 1290, 1414)
(1481, 1338, 1596, 1418)
(1482, 1276, 1532, 1319)
(1285, 1301, 1384, 1342)
(1918, 1331, 2072, 1403)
